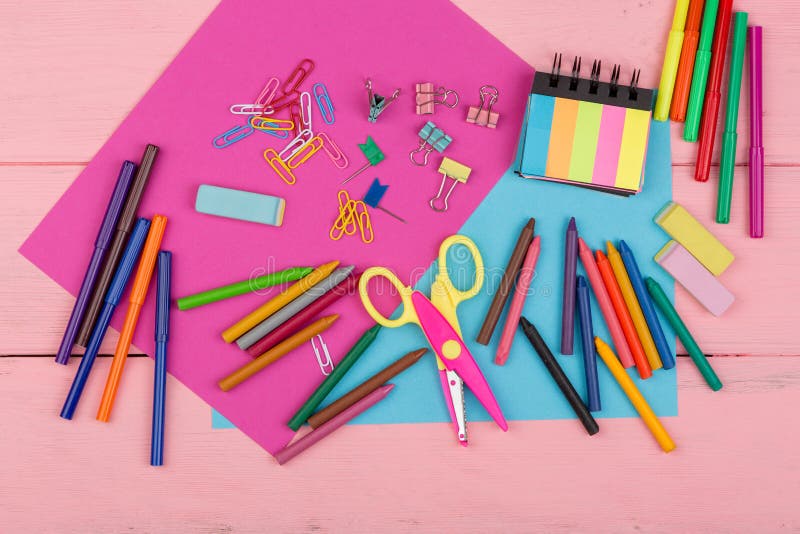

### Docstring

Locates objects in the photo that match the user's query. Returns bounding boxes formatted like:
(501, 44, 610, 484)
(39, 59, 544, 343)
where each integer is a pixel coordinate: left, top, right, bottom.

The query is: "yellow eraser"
(654, 202, 733, 276)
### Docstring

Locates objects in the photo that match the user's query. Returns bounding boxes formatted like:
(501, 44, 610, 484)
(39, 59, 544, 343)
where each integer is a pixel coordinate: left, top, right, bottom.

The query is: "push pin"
(430, 157, 472, 212)
(363, 178, 405, 223)
(366, 78, 400, 122)
(341, 136, 385, 184)
(466, 85, 499, 128)
(410, 121, 452, 166)
(415, 83, 459, 114)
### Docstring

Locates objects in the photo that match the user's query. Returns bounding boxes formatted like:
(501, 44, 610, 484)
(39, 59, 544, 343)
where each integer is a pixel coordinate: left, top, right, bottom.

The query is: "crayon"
(576, 277, 601, 411)
(561, 217, 578, 354)
(496, 236, 541, 365)
(176, 267, 313, 310)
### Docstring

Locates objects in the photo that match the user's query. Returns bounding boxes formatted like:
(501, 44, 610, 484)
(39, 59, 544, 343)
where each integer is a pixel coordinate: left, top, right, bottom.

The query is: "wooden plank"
(1, 355, 797, 532)
(0, 0, 796, 164)
(3, 165, 797, 356)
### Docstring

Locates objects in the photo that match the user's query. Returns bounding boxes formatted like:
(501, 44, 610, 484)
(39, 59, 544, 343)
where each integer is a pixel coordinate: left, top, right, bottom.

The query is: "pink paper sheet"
(20, 0, 531, 455)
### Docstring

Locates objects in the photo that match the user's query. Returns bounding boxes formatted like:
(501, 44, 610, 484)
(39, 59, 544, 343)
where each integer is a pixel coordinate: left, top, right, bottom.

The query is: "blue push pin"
(363, 178, 405, 223)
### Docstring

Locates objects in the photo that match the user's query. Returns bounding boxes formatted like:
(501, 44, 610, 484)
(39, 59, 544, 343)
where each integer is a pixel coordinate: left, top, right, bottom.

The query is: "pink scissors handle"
(410, 291, 508, 431)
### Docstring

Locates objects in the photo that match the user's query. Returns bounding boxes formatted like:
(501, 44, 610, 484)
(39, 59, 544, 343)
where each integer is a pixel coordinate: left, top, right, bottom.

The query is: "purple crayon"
(54, 161, 136, 365)
(560, 217, 578, 354)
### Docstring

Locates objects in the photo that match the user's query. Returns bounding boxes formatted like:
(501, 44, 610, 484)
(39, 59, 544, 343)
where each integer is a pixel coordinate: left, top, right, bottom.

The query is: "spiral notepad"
(517, 56, 655, 195)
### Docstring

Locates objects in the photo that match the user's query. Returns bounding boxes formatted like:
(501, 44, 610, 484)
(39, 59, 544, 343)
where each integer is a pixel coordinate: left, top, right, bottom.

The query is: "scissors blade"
(410, 291, 508, 432)
(438, 368, 467, 446)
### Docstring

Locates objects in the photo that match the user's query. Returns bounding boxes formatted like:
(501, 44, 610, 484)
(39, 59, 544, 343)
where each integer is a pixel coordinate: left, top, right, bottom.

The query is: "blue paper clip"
(249, 116, 290, 139)
(313, 83, 335, 125)
(409, 121, 452, 166)
(212, 124, 255, 149)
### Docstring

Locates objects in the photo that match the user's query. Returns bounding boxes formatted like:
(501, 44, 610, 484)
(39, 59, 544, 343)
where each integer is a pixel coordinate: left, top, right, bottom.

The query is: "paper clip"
(282, 59, 315, 94)
(466, 85, 499, 128)
(279, 129, 314, 160)
(255, 77, 281, 107)
(311, 335, 335, 376)
(366, 78, 400, 123)
(289, 102, 303, 137)
(430, 157, 472, 212)
(410, 121, 452, 166)
(251, 116, 295, 132)
(251, 117, 290, 139)
(313, 83, 335, 124)
(330, 190, 373, 244)
(415, 83, 459, 114)
(286, 135, 323, 168)
(212, 124, 254, 149)
(229, 104, 272, 115)
(354, 201, 374, 243)
(266, 90, 300, 113)
(364, 178, 405, 222)
(341, 136, 385, 184)
(318, 132, 349, 169)
(300, 91, 313, 132)
(264, 148, 297, 185)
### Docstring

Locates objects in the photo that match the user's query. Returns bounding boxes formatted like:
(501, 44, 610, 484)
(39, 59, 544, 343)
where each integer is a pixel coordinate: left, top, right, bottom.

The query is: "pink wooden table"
(2, 1, 798, 531)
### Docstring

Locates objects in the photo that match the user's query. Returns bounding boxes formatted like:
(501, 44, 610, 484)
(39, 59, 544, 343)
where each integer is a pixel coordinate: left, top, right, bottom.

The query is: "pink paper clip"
(279, 129, 314, 160)
(282, 59, 315, 94)
(286, 135, 323, 169)
(466, 85, 499, 128)
(255, 77, 281, 107)
(264, 148, 297, 185)
(212, 124, 254, 148)
(415, 83, 459, 115)
(318, 132, 349, 169)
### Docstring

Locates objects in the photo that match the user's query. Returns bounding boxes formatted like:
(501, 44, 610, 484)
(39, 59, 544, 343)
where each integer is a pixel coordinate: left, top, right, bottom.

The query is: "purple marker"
(54, 161, 136, 365)
(748, 25, 764, 238)
(560, 217, 578, 354)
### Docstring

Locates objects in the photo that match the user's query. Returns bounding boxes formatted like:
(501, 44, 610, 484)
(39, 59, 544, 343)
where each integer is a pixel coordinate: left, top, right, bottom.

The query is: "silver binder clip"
(311, 335, 334, 376)
(429, 157, 472, 212)
(366, 78, 400, 122)
(415, 83, 459, 114)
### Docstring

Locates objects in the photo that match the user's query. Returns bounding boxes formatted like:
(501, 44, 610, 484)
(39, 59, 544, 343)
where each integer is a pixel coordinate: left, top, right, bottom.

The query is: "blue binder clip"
(409, 121, 452, 166)
(366, 78, 400, 123)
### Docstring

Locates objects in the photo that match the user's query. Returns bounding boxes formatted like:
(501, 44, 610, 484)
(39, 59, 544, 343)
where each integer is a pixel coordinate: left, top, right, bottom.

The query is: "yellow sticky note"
(615, 108, 650, 191)
(654, 202, 734, 276)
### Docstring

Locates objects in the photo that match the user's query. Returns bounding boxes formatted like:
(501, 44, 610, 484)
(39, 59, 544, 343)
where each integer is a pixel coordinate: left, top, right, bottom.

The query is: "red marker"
(694, 0, 733, 182)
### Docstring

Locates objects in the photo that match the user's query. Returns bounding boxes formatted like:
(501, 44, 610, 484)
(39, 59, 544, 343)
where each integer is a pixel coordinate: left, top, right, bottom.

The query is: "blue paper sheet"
(213, 118, 676, 429)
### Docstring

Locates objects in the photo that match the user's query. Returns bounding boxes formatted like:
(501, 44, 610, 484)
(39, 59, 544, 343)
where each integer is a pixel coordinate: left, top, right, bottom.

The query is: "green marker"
(287, 324, 381, 430)
(176, 267, 313, 310)
(645, 277, 722, 391)
(716, 12, 749, 224)
(683, 0, 720, 141)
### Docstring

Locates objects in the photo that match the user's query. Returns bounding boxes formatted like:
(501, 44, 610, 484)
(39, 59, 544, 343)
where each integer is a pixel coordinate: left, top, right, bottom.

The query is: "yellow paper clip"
(330, 190, 373, 243)
(354, 201, 374, 243)
(279, 129, 314, 160)
(264, 148, 297, 185)
(286, 135, 323, 169)
(251, 116, 295, 132)
(430, 157, 472, 212)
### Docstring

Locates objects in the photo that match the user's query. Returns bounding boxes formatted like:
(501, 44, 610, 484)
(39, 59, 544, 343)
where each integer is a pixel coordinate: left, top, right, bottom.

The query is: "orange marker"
(96, 215, 167, 422)
(670, 0, 706, 122)
(596, 250, 652, 379)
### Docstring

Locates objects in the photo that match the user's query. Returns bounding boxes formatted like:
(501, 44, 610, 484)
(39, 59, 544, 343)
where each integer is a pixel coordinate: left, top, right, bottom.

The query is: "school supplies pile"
(654, 0, 763, 236)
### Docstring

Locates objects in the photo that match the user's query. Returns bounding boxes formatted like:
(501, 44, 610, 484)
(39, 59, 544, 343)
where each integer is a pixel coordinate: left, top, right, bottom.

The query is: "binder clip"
(366, 78, 400, 123)
(363, 178, 405, 223)
(429, 157, 472, 212)
(409, 121, 452, 166)
(415, 83, 459, 114)
(341, 136, 385, 184)
(264, 135, 323, 185)
(466, 85, 499, 128)
(330, 190, 374, 244)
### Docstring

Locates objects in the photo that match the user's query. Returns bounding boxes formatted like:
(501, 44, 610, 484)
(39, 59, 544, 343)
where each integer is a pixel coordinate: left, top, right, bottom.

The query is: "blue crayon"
(576, 276, 601, 411)
(618, 240, 676, 370)
(60, 218, 151, 420)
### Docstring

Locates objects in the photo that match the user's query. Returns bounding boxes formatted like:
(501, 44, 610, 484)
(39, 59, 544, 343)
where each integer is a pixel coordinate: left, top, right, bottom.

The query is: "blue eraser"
(195, 185, 285, 226)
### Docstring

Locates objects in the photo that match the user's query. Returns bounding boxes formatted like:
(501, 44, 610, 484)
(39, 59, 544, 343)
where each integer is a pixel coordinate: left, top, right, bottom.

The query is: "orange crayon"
(596, 250, 652, 379)
(97, 215, 167, 422)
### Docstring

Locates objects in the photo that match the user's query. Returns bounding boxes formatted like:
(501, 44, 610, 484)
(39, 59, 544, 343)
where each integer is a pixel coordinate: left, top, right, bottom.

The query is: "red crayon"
(246, 272, 360, 357)
(695, 0, 733, 182)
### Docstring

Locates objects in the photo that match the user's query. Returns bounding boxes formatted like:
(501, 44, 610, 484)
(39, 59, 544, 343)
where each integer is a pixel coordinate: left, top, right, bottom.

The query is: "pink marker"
(496, 236, 541, 365)
(577, 238, 635, 368)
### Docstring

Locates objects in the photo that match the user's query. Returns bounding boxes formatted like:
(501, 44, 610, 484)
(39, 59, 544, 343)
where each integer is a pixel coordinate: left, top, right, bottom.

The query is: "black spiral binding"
(532, 53, 653, 112)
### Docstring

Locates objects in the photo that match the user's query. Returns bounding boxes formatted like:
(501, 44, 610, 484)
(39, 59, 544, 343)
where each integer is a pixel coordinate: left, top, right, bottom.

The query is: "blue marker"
(576, 276, 601, 411)
(618, 240, 676, 370)
(151, 251, 171, 466)
(60, 218, 150, 420)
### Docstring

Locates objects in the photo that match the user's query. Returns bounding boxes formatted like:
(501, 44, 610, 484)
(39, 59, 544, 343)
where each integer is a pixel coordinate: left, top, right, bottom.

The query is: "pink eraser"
(655, 241, 734, 316)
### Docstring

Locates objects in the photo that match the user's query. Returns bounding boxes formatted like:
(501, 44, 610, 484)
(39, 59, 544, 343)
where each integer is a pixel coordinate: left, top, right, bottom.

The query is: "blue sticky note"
(519, 93, 555, 176)
(213, 119, 676, 430)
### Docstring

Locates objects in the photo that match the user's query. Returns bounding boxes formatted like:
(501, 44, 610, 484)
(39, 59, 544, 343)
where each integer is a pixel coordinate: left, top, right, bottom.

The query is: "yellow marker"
(221, 260, 340, 343)
(654, 201, 734, 275)
(654, 0, 691, 121)
(594, 337, 675, 453)
(606, 242, 662, 371)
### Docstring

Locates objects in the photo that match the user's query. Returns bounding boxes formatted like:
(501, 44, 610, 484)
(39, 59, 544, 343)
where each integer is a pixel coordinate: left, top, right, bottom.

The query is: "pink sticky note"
(656, 241, 735, 316)
(19, 0, 531, 455)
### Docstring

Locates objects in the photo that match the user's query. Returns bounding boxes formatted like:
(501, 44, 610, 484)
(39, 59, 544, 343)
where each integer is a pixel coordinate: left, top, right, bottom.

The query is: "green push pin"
(341, 136, 385, 185)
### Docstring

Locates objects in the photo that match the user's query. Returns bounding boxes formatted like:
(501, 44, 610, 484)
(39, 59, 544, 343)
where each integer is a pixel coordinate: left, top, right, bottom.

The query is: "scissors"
(359, 235, 508, 446)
